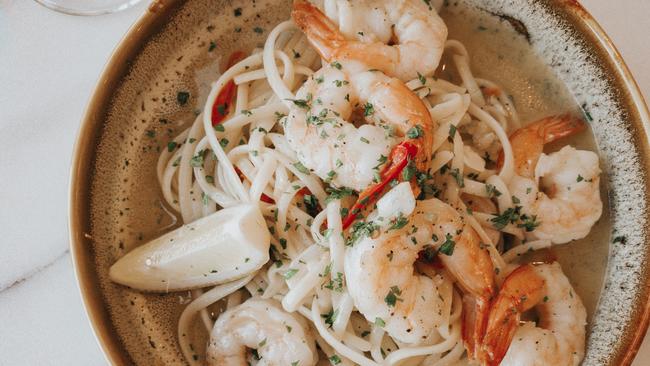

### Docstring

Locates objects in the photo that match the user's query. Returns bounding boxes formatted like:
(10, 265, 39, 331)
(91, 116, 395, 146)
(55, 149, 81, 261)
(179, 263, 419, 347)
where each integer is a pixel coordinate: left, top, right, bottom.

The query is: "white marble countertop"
(0, 0, 648, 364)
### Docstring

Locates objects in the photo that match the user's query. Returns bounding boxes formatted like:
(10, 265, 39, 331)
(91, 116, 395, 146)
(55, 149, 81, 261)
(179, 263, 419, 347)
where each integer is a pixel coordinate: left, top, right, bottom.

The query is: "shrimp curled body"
(506, 115, 602, 244)
(482, 262, 587, 366)
(316, 0, 448, 81)
(287, 1, 436, 191)
(207, 298, 317, 366)
(345, 193, 449, 344)
(345, 192, 495, 349)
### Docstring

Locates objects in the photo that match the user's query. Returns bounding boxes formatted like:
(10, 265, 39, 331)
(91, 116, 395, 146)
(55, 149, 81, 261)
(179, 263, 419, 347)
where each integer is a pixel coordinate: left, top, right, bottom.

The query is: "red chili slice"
(211, 51, 247, 126)
(342, 141, 419, 230)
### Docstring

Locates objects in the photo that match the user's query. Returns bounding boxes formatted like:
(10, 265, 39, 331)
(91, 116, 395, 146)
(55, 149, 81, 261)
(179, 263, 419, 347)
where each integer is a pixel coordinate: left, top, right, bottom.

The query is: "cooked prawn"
(344, 187, 496, 353)
(286, 2, 435, 191)
(207, 298, 317, 366)
(481, 262, 587, 366)
(344, 185, 451, 344)
(298, 0, 447, 81)
(416, 198, 496, 359)
(504, 115, 603, 244)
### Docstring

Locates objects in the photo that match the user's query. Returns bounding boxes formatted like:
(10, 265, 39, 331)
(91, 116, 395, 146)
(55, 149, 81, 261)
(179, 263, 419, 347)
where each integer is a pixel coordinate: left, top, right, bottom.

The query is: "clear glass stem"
(33, 0, 143, 16)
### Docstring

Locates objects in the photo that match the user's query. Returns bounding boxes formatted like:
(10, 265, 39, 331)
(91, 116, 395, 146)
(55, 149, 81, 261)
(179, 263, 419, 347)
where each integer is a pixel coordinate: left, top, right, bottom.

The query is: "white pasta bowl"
(69, 0, 650, 364)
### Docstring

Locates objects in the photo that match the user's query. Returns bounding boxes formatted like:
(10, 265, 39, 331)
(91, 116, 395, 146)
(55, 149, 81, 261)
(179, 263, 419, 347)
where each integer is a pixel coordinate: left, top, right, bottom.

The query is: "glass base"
(34, 0, 143, 16)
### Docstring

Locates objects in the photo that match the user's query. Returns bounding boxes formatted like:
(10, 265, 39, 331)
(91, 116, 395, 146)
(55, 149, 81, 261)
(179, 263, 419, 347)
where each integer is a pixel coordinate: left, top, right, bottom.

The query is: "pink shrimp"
(481, 262, 586, 366)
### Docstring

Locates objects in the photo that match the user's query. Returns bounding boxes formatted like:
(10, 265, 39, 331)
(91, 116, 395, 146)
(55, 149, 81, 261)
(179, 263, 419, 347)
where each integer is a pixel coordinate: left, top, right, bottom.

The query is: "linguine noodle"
(157, 18, 523, 366)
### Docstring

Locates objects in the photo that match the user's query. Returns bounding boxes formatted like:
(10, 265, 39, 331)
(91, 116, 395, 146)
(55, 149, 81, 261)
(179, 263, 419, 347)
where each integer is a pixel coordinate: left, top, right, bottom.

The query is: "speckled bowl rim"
(68, 0, 650, 364)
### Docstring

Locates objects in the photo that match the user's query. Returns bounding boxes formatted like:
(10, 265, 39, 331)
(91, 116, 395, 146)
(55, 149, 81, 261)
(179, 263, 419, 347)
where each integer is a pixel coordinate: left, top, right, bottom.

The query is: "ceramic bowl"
(69, 0, 650, 364)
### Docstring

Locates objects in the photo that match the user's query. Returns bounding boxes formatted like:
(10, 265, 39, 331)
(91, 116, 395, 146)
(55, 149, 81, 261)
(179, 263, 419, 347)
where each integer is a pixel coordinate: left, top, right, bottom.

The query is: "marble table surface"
(1, 0, 648, 364)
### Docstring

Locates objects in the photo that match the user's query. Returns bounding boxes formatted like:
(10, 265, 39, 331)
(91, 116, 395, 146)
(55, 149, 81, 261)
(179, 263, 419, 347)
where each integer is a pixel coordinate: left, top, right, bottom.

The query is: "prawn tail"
(539, 114, 588, 144)
(481, 265, 546, 365)
(461, 295, 490, 361)
(499, 114, 587, 175)
(292, 0, 346, 61)
(481, 309, 519, 366)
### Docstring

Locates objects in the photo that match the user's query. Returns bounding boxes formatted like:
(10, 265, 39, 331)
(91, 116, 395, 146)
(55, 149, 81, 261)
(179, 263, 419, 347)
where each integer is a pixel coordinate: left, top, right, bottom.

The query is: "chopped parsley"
(347, 221, 379, 246)
(449, 168, 465, 188)
(329, 355, 342, 365)
(333, 79, 349, 87)
(490, 206, 522, 230)
(167, 141, 178, 152)
(375, 317, 386, 327)
(324, 272, 344, 292)
(322, 228, 333, 239)
(253, 26, 264, 34)
(284, 268, 299, 280)
(307, 108, 336, 126)
(417, 72, 427, 85)
(293, 161, 311, 175)
(375, 155, 388, 170)
(438, 233, 456, 255)
(384, 286, 403, 307)
(388, 213, 409, 231)
(577, 174, 584, 182)
(322, 308, 339, 328)
(325, 170, 337, 182)
(363, 102, 375, 116)
(518, 214, 540, 232)
(485, 183, 502, 197)
(402, 160, 416, 181)
(233, 7, 242, 16)
(190, 152, 204, 167)
(208, 41, 217, 51)
(274, 112, 286, 122)
(448, 124, 457, 140)
(406, 124, 424, 139)
(214, 124, 225, 132)
(582, 103, 594, 122)
(325, 186, 355, 202)
(331, 61, 342, 69)
(287, 98, 310, 109)
(303, 194, 320, 216)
